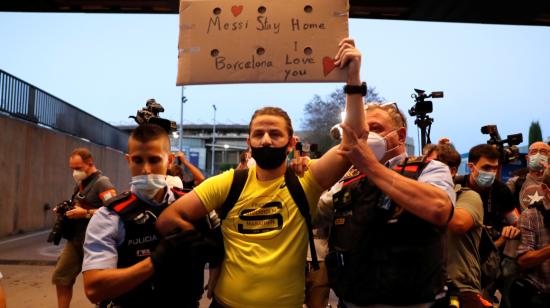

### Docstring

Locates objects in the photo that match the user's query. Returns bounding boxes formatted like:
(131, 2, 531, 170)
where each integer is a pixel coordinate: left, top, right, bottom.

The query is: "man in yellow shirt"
(157, 38, 367, 307)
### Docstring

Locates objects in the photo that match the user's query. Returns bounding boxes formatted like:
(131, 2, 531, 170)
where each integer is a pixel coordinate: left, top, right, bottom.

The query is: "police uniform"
(83, 188, 206, 308)
(325, 155, 455, 307)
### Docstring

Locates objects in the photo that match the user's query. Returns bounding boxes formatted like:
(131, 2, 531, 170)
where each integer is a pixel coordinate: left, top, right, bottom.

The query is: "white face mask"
(130, 174, 167, 201)
(367, 131, 399, 162)
(73, 170, 87, 183)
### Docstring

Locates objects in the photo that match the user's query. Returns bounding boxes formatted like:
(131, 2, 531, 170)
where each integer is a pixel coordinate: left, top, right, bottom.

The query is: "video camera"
(408, 88, 444, 150)
(481, 124, 523, 163)
(408, 89, 443, 117)
(130, 98, 177, 133)
(47, 200, 75, 245)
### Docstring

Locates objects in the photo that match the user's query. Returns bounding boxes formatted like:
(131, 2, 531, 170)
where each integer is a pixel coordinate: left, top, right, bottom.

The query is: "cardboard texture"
(177, 0, 350, 85)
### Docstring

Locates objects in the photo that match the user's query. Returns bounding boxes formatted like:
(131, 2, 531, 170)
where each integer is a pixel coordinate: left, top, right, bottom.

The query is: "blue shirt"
(316, 153, 456, 228)
(82, 189, 175, 272)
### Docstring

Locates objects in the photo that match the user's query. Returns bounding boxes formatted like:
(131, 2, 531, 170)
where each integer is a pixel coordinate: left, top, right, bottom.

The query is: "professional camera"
(408, 89, 443, 117)
(47, 200, 75, 245)
(408, 88, 444, 150)
(481, 124, 523, 163)
(129, 98, 177, 133)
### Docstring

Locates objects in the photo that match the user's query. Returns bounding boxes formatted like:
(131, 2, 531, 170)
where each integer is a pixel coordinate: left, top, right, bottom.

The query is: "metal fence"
(0, 69, 128, 152)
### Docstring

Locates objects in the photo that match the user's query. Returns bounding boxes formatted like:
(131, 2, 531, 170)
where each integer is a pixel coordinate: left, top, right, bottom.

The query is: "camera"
(481, 124, 523, 163)
(408, 88, 444, 150)
(129, 98, 177, 133)
(408, 89, 443, 117)
(47, 200, 75, 245)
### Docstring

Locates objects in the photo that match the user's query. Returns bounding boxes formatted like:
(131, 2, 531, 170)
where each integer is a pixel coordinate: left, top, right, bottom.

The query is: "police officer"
(323, 103, 456, 307)
(52, 147, 116, 308)
(82, 124, 222, 308)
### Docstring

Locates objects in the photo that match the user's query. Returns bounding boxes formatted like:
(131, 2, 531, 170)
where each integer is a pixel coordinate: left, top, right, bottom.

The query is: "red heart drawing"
(231, 5, 243, 17)
(323, 57, 336, 76)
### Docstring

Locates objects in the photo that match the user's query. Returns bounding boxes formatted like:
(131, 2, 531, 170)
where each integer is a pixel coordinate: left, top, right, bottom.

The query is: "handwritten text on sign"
(177, 0, 349, 85)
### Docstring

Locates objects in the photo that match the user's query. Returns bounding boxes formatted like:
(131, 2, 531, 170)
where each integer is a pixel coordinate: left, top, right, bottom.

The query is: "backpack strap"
(285, 168, 319, 271)
(218, 169, 249, 220)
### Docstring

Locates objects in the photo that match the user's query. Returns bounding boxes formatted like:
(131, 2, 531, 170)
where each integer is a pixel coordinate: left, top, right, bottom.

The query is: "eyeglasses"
(528, 148, 550, 156)
(365, 101, 398, 111)
(365, 101, 406, 129)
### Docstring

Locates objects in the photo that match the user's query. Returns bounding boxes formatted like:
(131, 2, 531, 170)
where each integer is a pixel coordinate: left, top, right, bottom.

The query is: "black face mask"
(251, 144, 289, 170)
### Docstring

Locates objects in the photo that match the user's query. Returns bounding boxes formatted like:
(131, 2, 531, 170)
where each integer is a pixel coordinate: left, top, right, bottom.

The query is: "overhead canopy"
(1, 0, 549, 26)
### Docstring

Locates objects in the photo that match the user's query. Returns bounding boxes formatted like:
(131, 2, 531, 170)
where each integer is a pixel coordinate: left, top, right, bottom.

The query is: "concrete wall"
(0, 114, 131, 237)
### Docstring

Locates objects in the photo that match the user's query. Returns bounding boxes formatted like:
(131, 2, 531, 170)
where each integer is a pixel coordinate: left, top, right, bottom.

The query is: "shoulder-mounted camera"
(481, 124, 523, 163)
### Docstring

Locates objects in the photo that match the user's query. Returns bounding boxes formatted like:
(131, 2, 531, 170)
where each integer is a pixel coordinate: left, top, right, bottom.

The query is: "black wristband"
(343, 82, 367, 96)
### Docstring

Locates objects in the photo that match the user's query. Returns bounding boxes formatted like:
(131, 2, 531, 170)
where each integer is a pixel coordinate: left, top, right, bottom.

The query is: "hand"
(206, 266, 221, 299)
(151, 229, 224, 276)
(337, 123, 375, 170)
(65, 205, 87, 219)
(334, 37, 361, 84)
(176, 151, 187, 163)
(289, 155, 311, 177)
(151, 229, 201, 274)
(501, 226, 521, 240)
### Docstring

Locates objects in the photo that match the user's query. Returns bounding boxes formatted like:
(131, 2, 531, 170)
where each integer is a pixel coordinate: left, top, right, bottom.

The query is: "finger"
(336, 149, 351, 157)
(334, 42, 355, 64)
(502, 228, 512, 238)
(334, 48, 353, 67)
(334, 42, 354, 60)
(338, 37, 356, 47)
(338, 49, 360, 69)
(335, 48, 352, 68)
(207, 285, 213, 299)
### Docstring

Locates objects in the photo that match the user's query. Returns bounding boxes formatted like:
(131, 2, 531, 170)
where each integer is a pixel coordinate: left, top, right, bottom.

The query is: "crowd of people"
(40, 38, 549, 308)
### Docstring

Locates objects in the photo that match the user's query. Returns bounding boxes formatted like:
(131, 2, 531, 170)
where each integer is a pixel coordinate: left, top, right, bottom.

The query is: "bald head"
(529, 141, 550, 152)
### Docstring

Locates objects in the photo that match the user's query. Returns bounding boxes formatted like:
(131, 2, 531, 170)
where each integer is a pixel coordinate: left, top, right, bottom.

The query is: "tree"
(528, 121, 543, 146)
(301, 87, 384, 153)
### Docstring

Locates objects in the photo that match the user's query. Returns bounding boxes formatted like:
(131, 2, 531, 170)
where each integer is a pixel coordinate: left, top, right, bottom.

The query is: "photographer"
(51, 147, 116, 308)
(455, 144, 520, 247)
(455, 144, 520, 305)
(507, 142, 550, 212)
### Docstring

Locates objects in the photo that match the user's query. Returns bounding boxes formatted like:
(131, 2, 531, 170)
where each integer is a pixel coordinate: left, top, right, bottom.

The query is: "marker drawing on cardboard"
(177, 0, 350, 85)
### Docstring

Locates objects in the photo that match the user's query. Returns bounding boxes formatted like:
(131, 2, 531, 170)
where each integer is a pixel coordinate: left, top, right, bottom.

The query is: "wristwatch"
(343, 82, 367, 96)
(85, 210, 92, 219)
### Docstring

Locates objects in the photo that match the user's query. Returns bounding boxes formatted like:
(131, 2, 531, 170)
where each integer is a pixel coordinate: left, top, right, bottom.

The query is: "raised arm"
(177, 151, 206, 185)
(309, 38, 368, 190)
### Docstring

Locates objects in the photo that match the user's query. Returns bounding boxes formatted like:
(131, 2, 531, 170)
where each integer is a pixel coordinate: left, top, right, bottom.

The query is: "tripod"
(414, 113, 434, 152)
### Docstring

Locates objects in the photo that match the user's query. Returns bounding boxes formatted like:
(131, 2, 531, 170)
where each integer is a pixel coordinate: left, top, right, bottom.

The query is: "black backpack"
(217, 168, 320, 270)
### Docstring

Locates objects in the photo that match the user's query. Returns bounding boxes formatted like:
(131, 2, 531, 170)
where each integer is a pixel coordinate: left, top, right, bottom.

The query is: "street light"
(211, 104, 217, 175)
(223, 144, 229, 163)
(179, 86, 187, 151)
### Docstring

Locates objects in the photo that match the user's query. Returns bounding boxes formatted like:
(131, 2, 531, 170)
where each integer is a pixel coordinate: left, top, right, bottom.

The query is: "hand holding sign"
(334, 38, 361, 84)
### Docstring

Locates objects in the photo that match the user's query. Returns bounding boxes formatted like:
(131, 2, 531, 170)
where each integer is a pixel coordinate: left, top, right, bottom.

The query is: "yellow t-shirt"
(194, 165, 323, 308)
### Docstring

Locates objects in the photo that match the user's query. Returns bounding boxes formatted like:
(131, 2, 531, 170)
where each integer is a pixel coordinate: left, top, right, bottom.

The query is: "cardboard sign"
(177, 0, 350, 85)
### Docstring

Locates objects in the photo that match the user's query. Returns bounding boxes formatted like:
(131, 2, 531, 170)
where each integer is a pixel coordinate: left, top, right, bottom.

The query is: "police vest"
(106, 188, 203, 308)
(326, 157, 447, 306)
